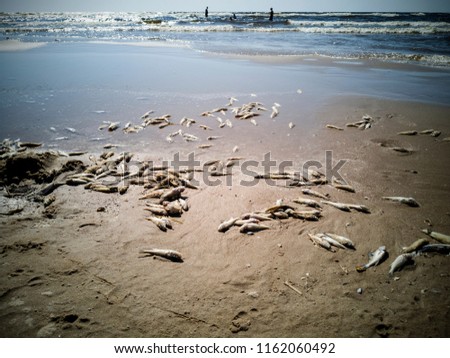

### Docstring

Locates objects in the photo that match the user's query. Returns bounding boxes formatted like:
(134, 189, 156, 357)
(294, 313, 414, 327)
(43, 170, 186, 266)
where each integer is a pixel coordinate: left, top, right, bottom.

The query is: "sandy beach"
(1, 41, 450, 338)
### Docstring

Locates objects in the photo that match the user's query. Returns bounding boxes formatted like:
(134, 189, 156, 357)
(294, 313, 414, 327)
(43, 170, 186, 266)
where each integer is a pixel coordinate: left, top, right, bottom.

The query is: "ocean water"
(1, 11, 449, 67)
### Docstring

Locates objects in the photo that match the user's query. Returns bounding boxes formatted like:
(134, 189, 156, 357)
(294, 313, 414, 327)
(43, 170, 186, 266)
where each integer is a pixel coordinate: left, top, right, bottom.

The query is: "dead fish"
(382, 196, 420, 207)
(163, 200, 183, 217)
(402, 238, 429, 253)
(139, 188, 166, 200)
(421, 229, 450, 245)
(207, 136, 222, 141)
(144, 204, 167, 216)
(323, 233, 356, 250)
(225, 119, 233, 128)
(145, 216, 172, 232)
(420, 129, 435, 135)
(198, 144, 212, 149)
(322, 201, 350, 213)
(66, 127, 77, 133)
(141, 110, 154, 119)
(356, 246, 387, 272)
(232, 145, 239, 153)
(391, 147, 413, 154)
(240, 223, 270, 233)
(389, 253, 415, 275)
(347, 204, 371, 213)
(241, 213, 273, 221)
(287, 210, 320, 221)
(293, 198, 322, 209)
(326, 124, 343, 131)
(317, 233, 347, 250)
(103, 143, 119, 149)
(218, 217, 238, 233)
(108, 122, 120, 132)
(270, 107, 278, 119)
(333, 183, 355, 193)
(183, 133, 198, 142)
(159, 187, 185, 203)
(302, 188, 329, 200)
(430, 130, 441, 137)
(265, 204, 296, 214)
(250, 119, 258, 126)
(178, 198, 189, 211)
(140, 249, 183, 262)
(199, 124, 212, 130)
(308, 233, 334, 251)
(397, 130, 417, 136)
(289, 122, 295, 129)
(18, 142, 42, 148)
(417, 244, 450, 255)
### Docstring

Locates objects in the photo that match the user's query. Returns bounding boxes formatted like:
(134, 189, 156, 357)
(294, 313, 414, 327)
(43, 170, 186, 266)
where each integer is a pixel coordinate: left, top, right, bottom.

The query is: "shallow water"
(0, 42, 449, 155)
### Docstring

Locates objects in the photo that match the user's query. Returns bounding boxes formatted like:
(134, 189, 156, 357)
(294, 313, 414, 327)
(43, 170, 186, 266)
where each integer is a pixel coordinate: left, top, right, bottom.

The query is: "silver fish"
(159, 187, 185, 203)
(382, 196, 420, 207)
(218, 217, 238, 233)
(293, 197, 322, 209)
(324, 233, 355, 250)
(308, 233, 334, 251)
(317, 233, 347, 250)
(326, 124, 343, 131)
(356, 246, 387, 272)
(240, 223, 270, 233)
(389, 253, 415, 275)
(302, 188, 329, 200)
(140, 249, 183, 262)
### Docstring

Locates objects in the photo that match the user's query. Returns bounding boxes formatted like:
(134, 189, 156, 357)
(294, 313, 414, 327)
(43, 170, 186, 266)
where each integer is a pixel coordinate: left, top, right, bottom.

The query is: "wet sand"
(0, 42, 450, 338)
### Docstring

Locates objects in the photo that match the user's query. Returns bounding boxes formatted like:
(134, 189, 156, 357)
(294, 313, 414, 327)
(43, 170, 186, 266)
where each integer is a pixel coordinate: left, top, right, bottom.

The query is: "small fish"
(293, 198, 322, 209)
(65, 127, 77, 133)
(356, 246, 387, 272)
(218, 217, 238, 233)
(198, 144, 212, 149)
(232, 145, 239, 153)
(49, 127, 57, 132)
(140, 249, 183, 262)
(207, 136, 222, 141)
(145, 216, 172, 232)
(421, 229, 450, 245)
(199, 124, 212, 130)
(54, 136, 69, 141)
(141, 110, 154, 119)
(418, 244, 450, 255)
(240, 223, 270, 233)
(323, 233, 356, 250)
(308, 233, 334, 251)
(183, 133, 199, 142)
(402, 238, 429, 253)
(382, 196, 420, 207)
(397, 130, 417, 136)
(389, 253, 415, 275)
(301, 188, 329, 200)
(108, 122, 120, 132)
(317, 233, 347, 250)
(419, 129, 435, 135)
(225, 119, 233, 128)
(430, 130, 441, 137)
(288, 122, 295, 129)
(333, 183, 355, 193)
(391, 147, 413, 154)
(159, 187, 185, 203)
(326, 124, 343, 131)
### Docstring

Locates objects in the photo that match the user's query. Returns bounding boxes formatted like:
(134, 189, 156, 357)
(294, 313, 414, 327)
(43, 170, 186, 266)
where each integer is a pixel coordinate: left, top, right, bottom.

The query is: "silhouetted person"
(205, 7, 208, 18)
(269, 8, 274, 21)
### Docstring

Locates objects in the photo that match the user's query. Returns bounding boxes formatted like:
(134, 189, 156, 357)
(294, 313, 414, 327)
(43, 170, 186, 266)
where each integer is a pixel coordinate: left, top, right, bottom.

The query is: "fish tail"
(355, 265, 366, 273)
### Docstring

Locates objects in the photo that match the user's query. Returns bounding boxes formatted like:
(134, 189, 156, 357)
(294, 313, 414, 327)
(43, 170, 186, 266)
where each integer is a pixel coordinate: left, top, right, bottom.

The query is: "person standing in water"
(269, 8, 274, 21)
(205, 7, 209, 19)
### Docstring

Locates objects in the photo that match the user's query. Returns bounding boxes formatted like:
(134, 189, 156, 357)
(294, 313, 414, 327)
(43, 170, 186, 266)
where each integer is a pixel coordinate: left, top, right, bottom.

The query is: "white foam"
(0, 40, 46, 51)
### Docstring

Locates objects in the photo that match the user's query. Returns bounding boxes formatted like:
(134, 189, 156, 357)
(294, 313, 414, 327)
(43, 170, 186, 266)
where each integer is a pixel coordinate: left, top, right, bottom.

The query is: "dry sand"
(1, 96, 449, 338)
